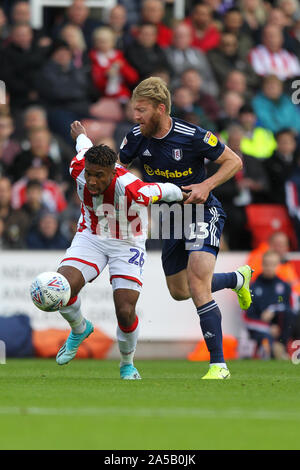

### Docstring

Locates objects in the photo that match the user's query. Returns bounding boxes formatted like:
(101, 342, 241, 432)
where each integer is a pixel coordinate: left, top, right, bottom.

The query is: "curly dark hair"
(84, 145, 117, 167)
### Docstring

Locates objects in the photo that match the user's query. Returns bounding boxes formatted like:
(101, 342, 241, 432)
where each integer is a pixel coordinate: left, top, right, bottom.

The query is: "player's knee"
(116, 304, 136, 328)
(57, 266, 84, 298)
(168, 286, 190, 301)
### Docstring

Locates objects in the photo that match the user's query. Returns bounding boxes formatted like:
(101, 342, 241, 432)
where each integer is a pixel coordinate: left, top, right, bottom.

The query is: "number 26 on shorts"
(128, 248, 145, 267)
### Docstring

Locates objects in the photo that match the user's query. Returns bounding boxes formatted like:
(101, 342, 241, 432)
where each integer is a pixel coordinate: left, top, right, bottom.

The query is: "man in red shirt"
(138, 0, 173, 48)
(185, 2, 221, 53)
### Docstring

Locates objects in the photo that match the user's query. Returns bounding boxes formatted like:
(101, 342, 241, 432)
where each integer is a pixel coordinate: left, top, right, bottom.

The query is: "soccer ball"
(30, 272, 71, 312)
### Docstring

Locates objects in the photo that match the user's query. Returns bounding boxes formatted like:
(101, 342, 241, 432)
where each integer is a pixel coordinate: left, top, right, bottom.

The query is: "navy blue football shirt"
(119, 118, 225, 207)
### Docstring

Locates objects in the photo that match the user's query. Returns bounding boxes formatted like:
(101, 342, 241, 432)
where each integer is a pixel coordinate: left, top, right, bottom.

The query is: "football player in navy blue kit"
(119, 77, 253, 379)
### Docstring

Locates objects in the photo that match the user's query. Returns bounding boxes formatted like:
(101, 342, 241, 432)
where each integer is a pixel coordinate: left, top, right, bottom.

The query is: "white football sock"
(210, 363, 227, 369)
(117, 317, 139, 366)
(59, 296, 86, 334)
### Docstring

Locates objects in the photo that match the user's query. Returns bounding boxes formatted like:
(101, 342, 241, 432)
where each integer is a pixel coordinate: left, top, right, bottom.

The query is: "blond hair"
(132, 77, 171, 115)
(61, 24, 86, 51)
(93, 26, 116, 47)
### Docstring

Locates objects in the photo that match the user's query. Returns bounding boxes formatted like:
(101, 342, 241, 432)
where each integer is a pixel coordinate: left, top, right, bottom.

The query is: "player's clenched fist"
(70, 121, 87, 140)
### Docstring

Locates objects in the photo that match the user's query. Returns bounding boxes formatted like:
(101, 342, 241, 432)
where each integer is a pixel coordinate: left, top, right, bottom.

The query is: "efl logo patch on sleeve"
(204, 131, 218, 147)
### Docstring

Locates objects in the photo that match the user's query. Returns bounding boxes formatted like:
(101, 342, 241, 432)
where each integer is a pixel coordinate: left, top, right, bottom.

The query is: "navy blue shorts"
(161, 204, 226, 276)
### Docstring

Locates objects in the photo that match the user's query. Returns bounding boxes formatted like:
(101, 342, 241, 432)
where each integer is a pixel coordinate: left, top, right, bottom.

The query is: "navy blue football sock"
(197, 300, 225, 364)
(211, 272, 237, 292)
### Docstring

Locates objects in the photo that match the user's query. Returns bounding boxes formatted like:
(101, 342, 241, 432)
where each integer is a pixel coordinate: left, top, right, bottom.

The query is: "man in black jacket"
(244, 250, 297, 359)
(125, 23, 167, 80)
(0, 23, 48, 111)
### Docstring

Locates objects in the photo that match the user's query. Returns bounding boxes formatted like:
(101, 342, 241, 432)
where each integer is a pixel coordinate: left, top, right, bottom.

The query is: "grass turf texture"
(0, 359, 299, 450)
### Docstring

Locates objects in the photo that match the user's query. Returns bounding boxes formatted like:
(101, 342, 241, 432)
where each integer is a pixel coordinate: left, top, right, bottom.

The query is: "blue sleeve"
(193, 127, 225, 161)
(119, 131, 142, 165)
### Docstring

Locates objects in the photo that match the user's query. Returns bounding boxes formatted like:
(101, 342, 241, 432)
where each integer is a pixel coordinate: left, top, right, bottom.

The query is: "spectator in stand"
(9, 128, 64, 183)
(10, 0, 51, 48)
(107, 4, 134, 51)
(26, 211, 69, 250)
(90, 26, 138, 102)
(19, 179, 49, 230)
(207, 31, 258, 90)
(223, 123, 270, 204)
(237, 104, 277, 160)
(52, 0, 102, 49)
(217, 91, 244, 131)
(264, 7, 300, 55)
(265, 129, 297, 205)
(125, 23, 166, 81)
(223, 7, 254, 59)
(171, 86, 216, 131)
(60, 24, 90, 70)
(138, 0, 173, 48)
(247, 231, 300, 293)
(184, 2, 221, 52)
(36, 39, 92, 143)
(244, 250, 296, 359)
(0, 176, 31, 248)
(180, 68, 221, 123)
(288, 9, 300, 56)
(15, 106, 73, 182)
(0, 114, 21, 173)
(11, 164, 67, 214)
(240, 0, 267, 42)
(165, 22, 219, 97)
(223, 69, 254, 103)
(0, 24, 48, 111)
(249, 24, 300, 81)
(285, 152, 300, 248)
(252, 75, 300, 135)
(278, 0, 300, 26)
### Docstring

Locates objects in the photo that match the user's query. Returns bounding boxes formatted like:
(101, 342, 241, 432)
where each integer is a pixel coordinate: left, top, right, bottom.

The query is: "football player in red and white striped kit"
(55, 121, 187, 379)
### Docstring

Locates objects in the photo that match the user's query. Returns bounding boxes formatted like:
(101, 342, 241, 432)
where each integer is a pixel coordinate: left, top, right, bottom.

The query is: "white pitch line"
(0, 407, 299, 421)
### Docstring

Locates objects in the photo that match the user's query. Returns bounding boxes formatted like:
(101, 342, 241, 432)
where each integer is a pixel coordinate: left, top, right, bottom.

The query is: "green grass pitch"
(0, 358, 299, 450)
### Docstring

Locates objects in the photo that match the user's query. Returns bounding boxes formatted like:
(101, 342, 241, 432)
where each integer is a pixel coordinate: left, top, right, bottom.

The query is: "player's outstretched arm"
(127, 181, 187, 206)
(134, 183, 188, 206)
(182, 145, 242, 204)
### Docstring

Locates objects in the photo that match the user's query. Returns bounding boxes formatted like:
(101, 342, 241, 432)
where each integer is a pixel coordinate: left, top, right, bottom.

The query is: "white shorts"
(58, 231, 146, 292)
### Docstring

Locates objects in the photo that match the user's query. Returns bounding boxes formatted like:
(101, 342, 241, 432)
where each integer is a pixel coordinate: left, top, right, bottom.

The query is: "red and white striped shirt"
(249, 45, 300, 80)
(70, 135, 182, 242)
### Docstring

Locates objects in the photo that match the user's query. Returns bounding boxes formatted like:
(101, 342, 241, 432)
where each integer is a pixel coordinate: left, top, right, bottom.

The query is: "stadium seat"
(245, 204, 298, 250)
(32, 327, 113, 359)
(187, 335, 238, 361)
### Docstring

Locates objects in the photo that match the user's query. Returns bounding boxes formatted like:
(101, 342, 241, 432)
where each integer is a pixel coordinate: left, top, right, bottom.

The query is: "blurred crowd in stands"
(0, 0, 300, 253)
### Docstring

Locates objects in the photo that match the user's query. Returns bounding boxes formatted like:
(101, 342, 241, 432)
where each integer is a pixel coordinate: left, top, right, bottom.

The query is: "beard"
(139, 111, 161, 138)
